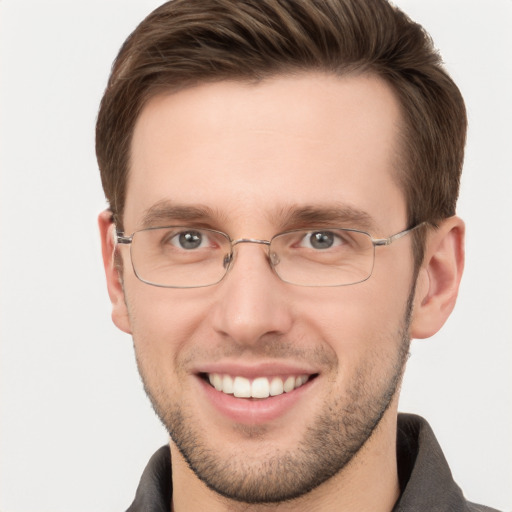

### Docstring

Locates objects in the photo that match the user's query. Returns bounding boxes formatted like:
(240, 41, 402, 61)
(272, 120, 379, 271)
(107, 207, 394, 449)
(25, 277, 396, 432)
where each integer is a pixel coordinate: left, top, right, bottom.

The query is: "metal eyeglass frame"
(115, 222, 426, 288)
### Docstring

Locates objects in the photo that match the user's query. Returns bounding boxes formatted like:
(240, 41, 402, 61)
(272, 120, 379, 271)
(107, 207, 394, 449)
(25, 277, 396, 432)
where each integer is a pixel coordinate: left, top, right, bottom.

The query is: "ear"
(98, 210, 132, 334)
(410, 216, 465, 339)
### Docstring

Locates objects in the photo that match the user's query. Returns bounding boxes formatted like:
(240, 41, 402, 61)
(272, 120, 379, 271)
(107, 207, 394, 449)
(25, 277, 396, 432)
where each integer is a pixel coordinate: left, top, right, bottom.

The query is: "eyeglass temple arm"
(372, 222, 426, 247)
(115, 232, 132, 245)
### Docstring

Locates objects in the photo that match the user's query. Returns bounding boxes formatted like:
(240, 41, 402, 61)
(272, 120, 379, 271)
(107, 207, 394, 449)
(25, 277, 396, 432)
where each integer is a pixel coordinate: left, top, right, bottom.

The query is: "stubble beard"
(136, 291, 414, 505)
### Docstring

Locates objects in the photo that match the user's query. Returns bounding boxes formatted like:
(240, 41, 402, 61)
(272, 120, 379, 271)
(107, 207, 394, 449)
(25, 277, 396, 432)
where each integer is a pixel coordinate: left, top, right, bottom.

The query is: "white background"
(1, 1, 511, 511)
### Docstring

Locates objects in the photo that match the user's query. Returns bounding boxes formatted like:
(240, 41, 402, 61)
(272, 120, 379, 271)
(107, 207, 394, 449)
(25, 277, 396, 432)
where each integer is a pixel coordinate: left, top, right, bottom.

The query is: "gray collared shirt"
(125, 413, 501, 512)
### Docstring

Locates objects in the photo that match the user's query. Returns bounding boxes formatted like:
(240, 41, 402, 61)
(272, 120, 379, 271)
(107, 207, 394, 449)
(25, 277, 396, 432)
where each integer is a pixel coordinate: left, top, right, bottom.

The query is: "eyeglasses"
(115, 223, 424, 288)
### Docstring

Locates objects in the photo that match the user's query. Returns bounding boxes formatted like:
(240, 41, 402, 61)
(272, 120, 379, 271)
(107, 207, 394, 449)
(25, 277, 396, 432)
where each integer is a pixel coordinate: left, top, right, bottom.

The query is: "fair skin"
(99, 72, 464, 512)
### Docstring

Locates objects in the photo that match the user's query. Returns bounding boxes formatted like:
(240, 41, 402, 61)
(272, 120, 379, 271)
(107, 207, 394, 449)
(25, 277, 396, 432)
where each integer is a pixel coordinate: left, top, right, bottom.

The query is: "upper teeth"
(208, 374, 310, 398)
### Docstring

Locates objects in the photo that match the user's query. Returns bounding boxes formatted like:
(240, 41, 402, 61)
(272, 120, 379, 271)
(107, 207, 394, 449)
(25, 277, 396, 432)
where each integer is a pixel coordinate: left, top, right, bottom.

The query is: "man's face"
(117, 73, 417, 503)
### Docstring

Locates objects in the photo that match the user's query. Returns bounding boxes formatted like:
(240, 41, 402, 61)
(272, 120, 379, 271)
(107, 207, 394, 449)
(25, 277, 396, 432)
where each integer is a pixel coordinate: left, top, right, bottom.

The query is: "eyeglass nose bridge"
(222, 238, 274, 271)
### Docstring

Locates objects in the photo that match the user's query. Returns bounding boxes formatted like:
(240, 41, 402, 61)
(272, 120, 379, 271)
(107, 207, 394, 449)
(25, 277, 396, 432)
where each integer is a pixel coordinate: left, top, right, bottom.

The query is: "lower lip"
(197, 376, 315, 425)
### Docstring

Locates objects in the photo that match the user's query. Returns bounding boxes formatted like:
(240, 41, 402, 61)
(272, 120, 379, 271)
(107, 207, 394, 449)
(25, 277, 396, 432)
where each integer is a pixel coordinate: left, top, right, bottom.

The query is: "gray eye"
(177, 230, 203, 249)
(309, 231, 335, 249)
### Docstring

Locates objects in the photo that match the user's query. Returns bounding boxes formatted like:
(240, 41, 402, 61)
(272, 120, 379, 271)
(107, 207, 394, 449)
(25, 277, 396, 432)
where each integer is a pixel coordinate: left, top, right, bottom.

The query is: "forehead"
(125, 72, 406, 235)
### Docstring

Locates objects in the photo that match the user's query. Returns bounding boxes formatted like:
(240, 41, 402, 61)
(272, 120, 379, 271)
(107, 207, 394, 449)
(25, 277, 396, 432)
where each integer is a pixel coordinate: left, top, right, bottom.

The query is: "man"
(95, 1, 499, 510)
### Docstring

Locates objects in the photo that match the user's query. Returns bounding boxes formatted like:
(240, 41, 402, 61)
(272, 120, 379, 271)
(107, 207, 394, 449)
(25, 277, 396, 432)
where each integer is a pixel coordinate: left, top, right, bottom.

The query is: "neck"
(170, 407, 400, 512)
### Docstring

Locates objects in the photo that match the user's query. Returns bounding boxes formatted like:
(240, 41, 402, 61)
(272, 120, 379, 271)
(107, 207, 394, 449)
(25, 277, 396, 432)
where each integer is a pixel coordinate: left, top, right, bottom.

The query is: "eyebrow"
(140, 199, 377, 234)
(139, 200, 227, 229)
(274, 204, 377, 233)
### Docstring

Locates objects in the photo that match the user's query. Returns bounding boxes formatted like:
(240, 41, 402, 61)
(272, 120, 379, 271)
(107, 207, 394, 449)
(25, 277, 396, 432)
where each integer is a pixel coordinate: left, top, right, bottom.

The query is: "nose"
(211, 242, 294, 347)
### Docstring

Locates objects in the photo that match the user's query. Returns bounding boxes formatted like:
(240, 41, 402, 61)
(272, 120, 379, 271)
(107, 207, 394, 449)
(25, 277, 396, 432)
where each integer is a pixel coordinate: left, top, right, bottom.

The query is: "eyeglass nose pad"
(270, 251, 280, 266)
(223, 252, 234, 270)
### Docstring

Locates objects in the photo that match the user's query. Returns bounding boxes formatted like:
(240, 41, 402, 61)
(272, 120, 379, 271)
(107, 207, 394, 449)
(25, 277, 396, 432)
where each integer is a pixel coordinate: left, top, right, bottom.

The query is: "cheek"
(298, 277, 412, 371)
(124, 280, 210, 369)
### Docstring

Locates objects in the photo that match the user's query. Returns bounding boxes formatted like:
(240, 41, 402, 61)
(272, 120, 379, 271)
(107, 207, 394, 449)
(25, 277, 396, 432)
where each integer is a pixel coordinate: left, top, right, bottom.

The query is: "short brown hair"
(96, 0, 466, 264)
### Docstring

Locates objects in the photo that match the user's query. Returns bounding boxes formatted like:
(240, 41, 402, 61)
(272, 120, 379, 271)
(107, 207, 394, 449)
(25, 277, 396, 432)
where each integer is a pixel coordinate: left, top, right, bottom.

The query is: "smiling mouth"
(202, 373, 317, 399)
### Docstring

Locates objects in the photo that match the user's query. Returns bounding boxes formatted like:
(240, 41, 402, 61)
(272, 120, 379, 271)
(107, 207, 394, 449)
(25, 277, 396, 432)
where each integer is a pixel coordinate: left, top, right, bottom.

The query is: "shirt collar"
(125, 413, 495, 512)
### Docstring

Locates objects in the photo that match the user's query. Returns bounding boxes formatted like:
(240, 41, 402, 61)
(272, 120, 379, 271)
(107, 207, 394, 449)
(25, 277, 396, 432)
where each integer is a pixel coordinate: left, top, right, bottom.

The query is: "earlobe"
(410, 216, 465, 339)
(98, 210, 132, 334)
